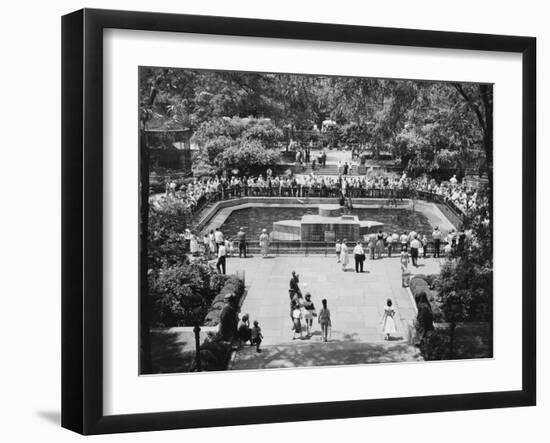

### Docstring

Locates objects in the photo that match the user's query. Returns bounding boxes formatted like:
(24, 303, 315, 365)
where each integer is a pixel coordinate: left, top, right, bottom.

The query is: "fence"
(199, 240, 451, 257)
(181, 187, 465, 222)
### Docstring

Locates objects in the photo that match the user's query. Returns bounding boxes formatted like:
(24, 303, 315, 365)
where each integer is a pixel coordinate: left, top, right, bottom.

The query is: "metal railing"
(161, 186, 467, 230)
(196, 240, 450, 257)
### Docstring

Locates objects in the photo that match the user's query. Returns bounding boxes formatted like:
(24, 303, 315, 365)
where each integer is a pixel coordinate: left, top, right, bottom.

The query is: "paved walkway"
(227, 255, 441, 370)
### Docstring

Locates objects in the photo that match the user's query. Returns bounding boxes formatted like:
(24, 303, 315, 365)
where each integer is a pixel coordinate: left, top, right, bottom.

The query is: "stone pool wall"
(196, 196, 410, 232)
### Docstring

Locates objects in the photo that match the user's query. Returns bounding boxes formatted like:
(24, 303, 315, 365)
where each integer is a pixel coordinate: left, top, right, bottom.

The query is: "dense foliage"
(436, 187, 493, 324)
(191, 117, 282, 174)
(148, 261, 213, 327)
(139, 68, 493, 179)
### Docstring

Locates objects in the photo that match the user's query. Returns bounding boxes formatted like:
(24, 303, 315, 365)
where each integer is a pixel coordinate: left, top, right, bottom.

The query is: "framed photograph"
(62, 8, 536, 435)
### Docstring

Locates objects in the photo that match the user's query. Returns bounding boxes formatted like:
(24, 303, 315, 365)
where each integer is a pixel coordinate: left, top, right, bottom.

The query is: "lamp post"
(193, 322, 202, 372)
(447, 294, 461, 360)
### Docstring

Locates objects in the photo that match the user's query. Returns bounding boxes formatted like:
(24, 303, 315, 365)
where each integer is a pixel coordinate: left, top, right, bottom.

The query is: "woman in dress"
(302, 292, 316, 337)
(380, 298, 397, 340)
(318, 299, 332, 342)
(259, 228, 270, 258)
(340, 239, 349, 271)
(292, 307, 304, 340)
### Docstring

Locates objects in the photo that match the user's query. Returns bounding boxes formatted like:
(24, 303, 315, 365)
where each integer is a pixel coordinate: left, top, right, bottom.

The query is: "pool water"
(219, 206, 433, 240)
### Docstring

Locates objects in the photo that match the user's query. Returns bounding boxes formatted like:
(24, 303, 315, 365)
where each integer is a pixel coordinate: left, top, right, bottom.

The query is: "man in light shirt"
(216, 242, 227, 275)
(386, 233, 394, 257)
(410, 235, 421, 267)
(353, 241, 365, 273)
(214, 228, 224, 253)
(400, 232, 408, 252)
(236, 227, 246, 258)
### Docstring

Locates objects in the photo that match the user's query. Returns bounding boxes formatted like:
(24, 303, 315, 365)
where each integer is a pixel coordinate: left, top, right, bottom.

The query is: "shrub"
(421, 329, 451, 361)
(197, 333, 233, 371)
(210, 274, 230, 294)
(149, 261, 214, 327)
(424, 274, 439, 289)
(203, 275, 245, 327)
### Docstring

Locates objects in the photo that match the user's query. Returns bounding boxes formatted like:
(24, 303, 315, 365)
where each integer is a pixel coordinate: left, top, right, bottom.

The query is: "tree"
(191, 117, 281, 175)
(435, 186, 493, 355)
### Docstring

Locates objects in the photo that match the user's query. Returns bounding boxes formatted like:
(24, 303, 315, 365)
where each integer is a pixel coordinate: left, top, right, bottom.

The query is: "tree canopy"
(140, 67, 492, 180)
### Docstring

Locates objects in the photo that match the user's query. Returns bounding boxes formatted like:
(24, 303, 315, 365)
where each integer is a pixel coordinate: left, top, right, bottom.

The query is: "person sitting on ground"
(237, 314, 251, 346)
(250, 320, 263, 353)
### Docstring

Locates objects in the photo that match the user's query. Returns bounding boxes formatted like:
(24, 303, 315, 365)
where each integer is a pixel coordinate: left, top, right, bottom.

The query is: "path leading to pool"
(227, 255, 442, 370)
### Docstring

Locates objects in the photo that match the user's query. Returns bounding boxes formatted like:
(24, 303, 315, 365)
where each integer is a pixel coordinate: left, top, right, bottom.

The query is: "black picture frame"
(62, 8, 536, 435)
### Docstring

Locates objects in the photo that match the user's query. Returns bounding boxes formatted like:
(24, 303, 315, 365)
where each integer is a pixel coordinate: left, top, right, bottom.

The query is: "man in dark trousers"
(236, 227, 247, 258)
(432, 226, 442, 258)
(216, 242, 227, 274)
(289, 271, 302, 298)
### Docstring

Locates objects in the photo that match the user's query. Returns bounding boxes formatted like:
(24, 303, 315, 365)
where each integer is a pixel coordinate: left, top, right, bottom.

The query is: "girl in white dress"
(380, 298, 397, 340)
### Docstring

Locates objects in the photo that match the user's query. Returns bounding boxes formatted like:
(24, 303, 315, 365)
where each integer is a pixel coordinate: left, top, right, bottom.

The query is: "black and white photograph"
(139, 68, 494, 374)
(1, 0, 545, 440)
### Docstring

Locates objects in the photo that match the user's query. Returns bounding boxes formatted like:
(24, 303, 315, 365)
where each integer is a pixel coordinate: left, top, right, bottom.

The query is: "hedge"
(203, 275, 245, 326)
(409, 275, 442, 321)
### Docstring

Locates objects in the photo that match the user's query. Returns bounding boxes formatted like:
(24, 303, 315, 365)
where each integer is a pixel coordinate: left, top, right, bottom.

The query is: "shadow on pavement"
(232, 340, 422, 370)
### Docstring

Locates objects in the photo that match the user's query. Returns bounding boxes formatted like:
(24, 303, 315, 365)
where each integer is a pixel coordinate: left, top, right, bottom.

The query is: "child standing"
(335, 239, 342, 263)
(251, 320, 263, 353)
(380, 298, 397, 341)
(292, 308, 304, 340)
(400, 249, 410, 269)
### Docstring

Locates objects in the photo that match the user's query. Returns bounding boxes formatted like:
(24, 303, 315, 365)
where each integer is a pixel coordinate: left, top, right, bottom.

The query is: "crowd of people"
(186, 225, 273, 275)
(285, 271, 397, 342)
(185, 220, 470, 279)
(156, 169, 485, 223)
(332, 226, 467, 275)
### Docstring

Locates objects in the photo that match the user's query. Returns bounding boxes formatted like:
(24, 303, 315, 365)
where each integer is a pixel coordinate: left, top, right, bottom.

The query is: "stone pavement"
(227, 254, 441, 370)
